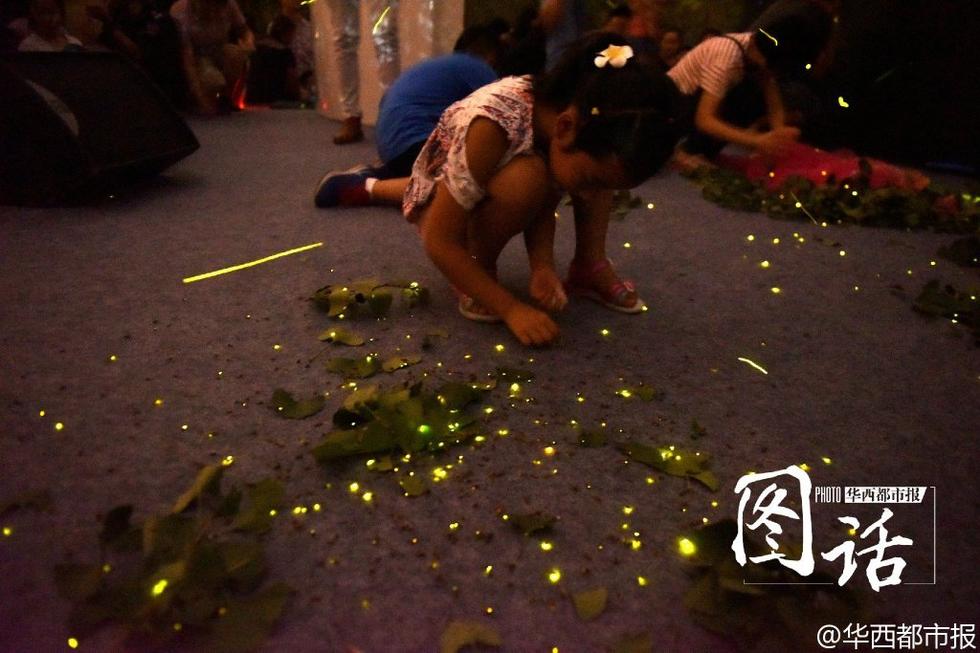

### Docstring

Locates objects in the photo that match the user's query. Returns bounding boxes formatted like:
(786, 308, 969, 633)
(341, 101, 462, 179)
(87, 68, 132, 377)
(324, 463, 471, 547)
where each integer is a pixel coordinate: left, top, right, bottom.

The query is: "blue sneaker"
(314, 164, 375, 208)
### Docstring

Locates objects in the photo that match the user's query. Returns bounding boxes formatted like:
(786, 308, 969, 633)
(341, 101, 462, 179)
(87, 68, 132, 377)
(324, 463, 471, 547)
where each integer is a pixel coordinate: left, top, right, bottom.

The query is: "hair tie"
(594, 44, 634, 69)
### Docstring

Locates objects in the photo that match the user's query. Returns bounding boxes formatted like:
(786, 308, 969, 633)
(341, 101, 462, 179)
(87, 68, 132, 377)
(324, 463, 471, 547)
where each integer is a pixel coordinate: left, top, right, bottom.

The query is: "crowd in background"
(1, 0, 715, 116)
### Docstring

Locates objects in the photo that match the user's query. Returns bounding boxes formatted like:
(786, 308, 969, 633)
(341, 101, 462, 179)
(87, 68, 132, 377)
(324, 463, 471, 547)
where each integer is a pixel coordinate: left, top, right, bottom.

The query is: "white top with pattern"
(402, 75, 536, 222)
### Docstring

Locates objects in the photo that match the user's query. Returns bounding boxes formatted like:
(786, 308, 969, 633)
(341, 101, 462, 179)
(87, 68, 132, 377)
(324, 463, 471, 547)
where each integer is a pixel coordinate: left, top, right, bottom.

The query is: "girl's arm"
(419, 118, 559, 345)
(762, 73, 786, 130)
(694, 91, 798, 156)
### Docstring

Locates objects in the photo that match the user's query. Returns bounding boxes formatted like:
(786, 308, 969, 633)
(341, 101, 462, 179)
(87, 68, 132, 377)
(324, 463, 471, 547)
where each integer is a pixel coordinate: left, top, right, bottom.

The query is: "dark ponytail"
(534, 31, 682, 184)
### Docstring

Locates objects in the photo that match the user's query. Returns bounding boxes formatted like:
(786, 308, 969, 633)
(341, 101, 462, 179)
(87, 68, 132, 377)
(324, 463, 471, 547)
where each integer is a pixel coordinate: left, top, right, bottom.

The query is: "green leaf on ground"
(680, 520, 864, 650)
(509, 512, 556, 536)
(618, 442, 719, 491)
(313, 279, 431, 319)
(232, 478, 284, 534)
(325, 356, 381, 379)
(317, 326, 365, 346)
(572, 586, 608, 621)
(203, 583, 292, 653)
(172, 465, 224, 514)
(382, 355, 422, 373)
(439, 620, 502, 653)
(271, 389, 326, 420)
(399, 475, 428, 497)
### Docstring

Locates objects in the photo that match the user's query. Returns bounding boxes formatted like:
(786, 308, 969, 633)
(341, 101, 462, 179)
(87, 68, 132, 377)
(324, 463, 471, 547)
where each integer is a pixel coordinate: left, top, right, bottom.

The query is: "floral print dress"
(402, 75, 538, 222)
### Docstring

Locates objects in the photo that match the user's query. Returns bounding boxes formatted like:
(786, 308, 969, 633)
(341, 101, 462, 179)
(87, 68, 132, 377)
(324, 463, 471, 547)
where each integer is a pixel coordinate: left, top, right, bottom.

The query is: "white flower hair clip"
(594, 44, 634, 69)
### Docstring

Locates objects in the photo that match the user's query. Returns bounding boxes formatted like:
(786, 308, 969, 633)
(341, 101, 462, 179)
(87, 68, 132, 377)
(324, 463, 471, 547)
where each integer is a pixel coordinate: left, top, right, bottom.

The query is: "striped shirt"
(667, 32, 752, 98)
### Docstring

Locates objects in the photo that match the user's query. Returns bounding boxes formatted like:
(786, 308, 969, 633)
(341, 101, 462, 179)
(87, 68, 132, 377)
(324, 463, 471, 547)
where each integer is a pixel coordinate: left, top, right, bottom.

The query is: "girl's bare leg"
(371, 177, 409, 205)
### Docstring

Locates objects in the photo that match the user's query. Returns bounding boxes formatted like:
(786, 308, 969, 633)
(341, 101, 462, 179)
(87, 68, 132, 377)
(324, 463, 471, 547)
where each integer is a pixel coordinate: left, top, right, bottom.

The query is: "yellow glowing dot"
(822, 456, 833, 465)
(618, 388, 632, 398)
(576, 395, 585, 403)
(772, 237, 780, 244)
(361, 598, 371, 610)
(622, 505, 634, 515)
(39, 409, 46, 417)
(151, 579, 169, 596)
(173, 623, 182, 632)
(154, 399, 163, 406)
(273, 344, 281, 351)
(600, 328, 610, 336)
(839, 250, 846, 257)
(474, 435, 486, 443)
(485, 606, 494, 615)
(417, 424, 431, 435)
(848, 528, 857, 537)
(805, 63, 812, 70)
(108, 354, 117, 362)
(362, 492, 373, 503)
(54, 422, 64, 431)
(623, 242, 631, 248)
(851, 190, 858, 197)
(838, 96, 850, 108)
(646, 203, 655, 210)
(497, 428, 509, 436)
(768, 171, 775, 178)
(630, 539, 642, 551)
(68, 638, 79, 649)
(483, 406, 494, 414)
(432, 467, 448, 480)
(746, 234, 755, 241)
(102, 563, 111, 573)
(449, 522, 460, 531)
(221, 455, 234, 466)
(547, 568, 562, 584)
(677, 537, 697, 557)
(543, 446, 556, 456)
(799, 463, 811, 471)
(710, 500, 719, 508)
(292, 506, 304, 515)
(509, 382, 521, 394)
(929, 260, 937, 267)
(348, 482, 360, 493)
(770, 287, 781, 294)
(484, 565, 493, 576)
(540, 541, 553, 552)
(794, 201, 802, 208)
(645, 476, 655, 484)
(637, 576, 648, 586)
(269, 509, 277, 516)
(760, 260, 771, 269)
(494, 344, 505, 352)
(2, 527, 11, 537)
(180, 424, 188, 431)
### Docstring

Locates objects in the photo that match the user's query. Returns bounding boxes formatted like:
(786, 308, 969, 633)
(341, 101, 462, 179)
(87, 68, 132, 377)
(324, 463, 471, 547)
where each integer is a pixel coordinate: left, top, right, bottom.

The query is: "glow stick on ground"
(182, 242, 323, 284)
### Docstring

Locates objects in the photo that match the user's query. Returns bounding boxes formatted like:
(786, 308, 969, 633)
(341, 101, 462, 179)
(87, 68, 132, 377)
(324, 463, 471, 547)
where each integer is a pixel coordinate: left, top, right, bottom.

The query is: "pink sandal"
(565, 258, 646, 314)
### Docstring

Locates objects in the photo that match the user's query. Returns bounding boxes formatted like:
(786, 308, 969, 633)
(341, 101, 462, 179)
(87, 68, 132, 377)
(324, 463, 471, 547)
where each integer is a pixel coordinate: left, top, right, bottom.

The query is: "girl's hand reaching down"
(504, 303, 560, 346)
(530, 267, 568, 313)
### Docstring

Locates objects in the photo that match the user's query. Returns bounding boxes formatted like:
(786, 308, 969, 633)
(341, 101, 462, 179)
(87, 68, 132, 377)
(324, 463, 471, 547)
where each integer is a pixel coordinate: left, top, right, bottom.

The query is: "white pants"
(328, 0, 400, 118)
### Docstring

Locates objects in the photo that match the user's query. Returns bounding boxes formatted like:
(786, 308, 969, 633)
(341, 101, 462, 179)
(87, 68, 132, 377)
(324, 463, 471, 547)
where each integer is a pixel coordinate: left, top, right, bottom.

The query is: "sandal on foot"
(565, 258, 646, 314)
(457, 293, 502, 323)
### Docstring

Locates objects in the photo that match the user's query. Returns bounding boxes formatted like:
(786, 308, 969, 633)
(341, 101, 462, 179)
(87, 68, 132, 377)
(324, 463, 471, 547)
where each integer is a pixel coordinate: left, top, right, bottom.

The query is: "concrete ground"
(1, 109, 977, 652)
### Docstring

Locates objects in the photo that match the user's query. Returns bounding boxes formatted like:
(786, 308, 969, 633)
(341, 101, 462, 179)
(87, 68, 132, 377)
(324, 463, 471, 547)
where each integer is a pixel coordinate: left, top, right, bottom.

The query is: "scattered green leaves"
(398, 474, 428, 497)
(55, 468, 289, 652)
(271, 389, 326, 420)
(680, 520, 863, 652)
(687, 166, 980, 233)
(618, 442, 719, 491)
(312, 278, 430, 319)
(325, 355, 380, 379)
(312, 381, 487, 463)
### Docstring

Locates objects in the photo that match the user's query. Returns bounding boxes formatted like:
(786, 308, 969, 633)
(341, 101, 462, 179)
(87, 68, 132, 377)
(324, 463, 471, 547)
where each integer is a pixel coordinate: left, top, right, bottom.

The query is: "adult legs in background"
(327, 0, 400, 144)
